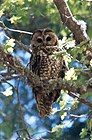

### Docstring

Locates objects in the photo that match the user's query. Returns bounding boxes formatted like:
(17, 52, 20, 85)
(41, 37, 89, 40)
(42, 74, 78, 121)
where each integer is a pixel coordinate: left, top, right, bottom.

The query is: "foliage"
(0, 0, 92, 140)
(0, 0, 92, 37)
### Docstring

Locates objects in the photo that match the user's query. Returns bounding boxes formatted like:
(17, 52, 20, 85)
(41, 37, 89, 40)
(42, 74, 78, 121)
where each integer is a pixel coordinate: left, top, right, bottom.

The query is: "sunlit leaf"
(52, 124, 63, 133)
(80, 128, 88, 139)
(65, 68, 77, 81)
(90, 133, 92, 140)
(61, 112, 67, 120)
(65, 40, 75, 49)
(0, 10, 4, 17)
(7, 47, 14, 53)
(72, 99, 79, 108)
(2, 87, 13, 96)
(51, 108, 59, 115)
(11, 0, 17, 3)
(6, 39, 15, 47)
(59, 100, 67, 110)
(63, 54, 72, 63)
(10, 0, 24, 5)
(5, 39, 15, 53)
(90, 59, 92, 67)
(87, 119, 92, 132)
(61, 29, 67, 37)
(47, 0, 53, 3)
(86, 0, 92, 1)
(10, 16, 21, 24)
(17, 0, 24, 5)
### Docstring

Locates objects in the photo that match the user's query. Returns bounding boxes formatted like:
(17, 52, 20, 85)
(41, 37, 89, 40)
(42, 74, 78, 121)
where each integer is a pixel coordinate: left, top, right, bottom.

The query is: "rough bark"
(53, 0, 89, 44)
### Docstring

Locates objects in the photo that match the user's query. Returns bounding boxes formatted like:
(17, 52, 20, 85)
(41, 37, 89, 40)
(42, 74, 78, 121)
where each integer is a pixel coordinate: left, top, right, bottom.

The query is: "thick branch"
(15, 40, 32, 54)
(53, 0, 89, 44)
(0, 46, 92, 108)
(0, 46, 42, 87)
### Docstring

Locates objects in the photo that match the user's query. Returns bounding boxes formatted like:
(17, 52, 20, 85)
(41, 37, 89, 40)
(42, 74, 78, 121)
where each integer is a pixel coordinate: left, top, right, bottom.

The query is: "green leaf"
(61, 112, 67, 120)
(10, 16, 21, 24)
(59, 100, 67, 110)
(52, 124, 63, 133)
(4, 39, 15, 53)
(65, 68, 78, 81)
(80, 128, 88, 139)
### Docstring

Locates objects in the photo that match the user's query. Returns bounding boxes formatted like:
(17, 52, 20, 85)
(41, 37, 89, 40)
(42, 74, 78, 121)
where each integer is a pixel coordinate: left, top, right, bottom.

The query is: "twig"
(70, 114, 87, 118)
(68, 92, 92, 108)
(0, 75, 21, 82)
(0, 21, 33, 35)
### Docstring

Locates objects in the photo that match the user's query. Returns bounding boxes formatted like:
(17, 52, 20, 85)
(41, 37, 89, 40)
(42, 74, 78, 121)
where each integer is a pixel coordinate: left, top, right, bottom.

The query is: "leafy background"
(0, 0, 92, 140)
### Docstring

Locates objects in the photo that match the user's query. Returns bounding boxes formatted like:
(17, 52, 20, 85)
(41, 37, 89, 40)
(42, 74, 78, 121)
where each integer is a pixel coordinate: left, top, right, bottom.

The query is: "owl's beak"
(43, 41, 47, 46)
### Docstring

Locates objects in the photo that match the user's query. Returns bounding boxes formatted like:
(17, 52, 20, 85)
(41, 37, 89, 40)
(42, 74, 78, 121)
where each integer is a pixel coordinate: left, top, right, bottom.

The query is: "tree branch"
(15, 40, 32, 54)
(0, 21, 32, 54)
(0, 74, 21, 82)
(0, 45, 42, 87)
(0, 21, 33, 35)
(0, 45, 92, 108)
(53, 0, 89, 44)
(68, 92, 92, 108)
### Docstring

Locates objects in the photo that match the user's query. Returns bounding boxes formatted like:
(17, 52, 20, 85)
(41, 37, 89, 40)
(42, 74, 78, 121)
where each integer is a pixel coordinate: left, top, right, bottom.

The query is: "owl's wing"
(30, 54, 41, 76)
(51, 60, 68, 102)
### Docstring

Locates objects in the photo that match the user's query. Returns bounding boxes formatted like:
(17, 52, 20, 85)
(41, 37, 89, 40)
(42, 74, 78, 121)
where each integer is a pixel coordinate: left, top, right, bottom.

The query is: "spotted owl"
(30, 28, 67, 117)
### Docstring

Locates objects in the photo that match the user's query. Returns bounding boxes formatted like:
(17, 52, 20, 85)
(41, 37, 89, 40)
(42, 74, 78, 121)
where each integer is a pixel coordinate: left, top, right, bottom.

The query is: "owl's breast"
(31, 49, 62, 81)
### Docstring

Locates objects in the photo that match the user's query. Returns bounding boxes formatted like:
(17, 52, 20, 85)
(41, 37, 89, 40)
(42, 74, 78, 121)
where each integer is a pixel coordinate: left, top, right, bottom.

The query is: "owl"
(30, 28, 67, 117)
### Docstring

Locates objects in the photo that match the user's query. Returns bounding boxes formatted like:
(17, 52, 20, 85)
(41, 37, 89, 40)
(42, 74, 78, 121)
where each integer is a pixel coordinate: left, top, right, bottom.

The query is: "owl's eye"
(37, 37, 43, 43)
(46, 36, 51, 41)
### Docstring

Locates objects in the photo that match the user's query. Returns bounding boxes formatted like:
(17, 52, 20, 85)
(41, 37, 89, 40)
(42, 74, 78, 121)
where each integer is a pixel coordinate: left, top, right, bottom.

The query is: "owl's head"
(31, 28, 58, 48)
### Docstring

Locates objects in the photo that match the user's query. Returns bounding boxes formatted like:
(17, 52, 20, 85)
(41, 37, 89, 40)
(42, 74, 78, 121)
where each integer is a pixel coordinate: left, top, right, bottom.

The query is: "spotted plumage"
(30, 28, 67, 117)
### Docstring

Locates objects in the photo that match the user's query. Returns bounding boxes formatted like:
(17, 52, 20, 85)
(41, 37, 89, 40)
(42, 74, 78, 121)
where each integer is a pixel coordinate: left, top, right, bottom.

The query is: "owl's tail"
(33, 87, 61, 117)
(34, 91, 52, 117)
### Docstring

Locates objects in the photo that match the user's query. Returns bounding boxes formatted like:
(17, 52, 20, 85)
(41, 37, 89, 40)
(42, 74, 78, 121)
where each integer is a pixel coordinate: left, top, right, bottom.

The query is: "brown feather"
(30, 28, 67, 117)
